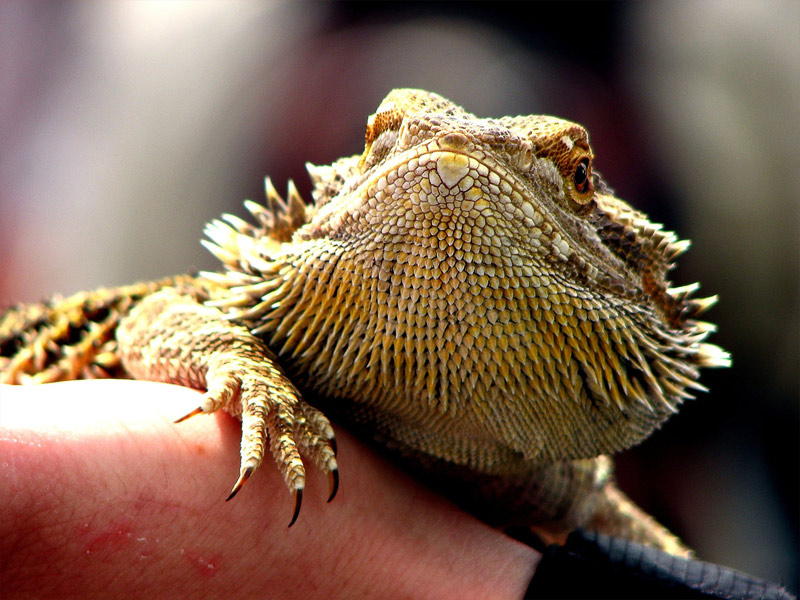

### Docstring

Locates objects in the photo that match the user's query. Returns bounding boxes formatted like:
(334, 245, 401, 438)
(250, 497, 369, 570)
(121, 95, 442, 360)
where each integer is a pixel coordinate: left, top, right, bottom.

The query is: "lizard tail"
(0, 276, 192, 384)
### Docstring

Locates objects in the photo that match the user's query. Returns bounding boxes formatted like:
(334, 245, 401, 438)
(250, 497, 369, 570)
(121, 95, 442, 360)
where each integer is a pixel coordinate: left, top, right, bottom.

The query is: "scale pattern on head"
(204, 89, 728, 470)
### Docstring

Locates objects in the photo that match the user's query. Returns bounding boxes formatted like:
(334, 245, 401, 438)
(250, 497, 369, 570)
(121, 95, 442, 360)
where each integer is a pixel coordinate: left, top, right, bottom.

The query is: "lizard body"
(0, 89, 729, 555)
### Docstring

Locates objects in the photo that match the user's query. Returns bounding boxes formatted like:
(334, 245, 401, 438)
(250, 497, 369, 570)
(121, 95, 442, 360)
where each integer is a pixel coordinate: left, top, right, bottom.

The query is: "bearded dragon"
(0, 89, 730, 556)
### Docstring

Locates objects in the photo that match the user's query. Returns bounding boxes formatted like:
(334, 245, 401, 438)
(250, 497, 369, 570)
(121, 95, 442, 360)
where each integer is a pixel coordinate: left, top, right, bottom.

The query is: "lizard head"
(302, 89, 714, 330)
(205, 89, 729, 465)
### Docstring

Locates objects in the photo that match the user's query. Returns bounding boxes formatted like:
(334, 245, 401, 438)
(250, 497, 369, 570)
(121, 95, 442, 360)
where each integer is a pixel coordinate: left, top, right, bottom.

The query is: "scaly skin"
(0, 89, 729, 556)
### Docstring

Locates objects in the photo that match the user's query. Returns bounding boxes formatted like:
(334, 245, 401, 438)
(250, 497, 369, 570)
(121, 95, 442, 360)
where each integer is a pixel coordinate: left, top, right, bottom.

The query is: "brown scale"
(2, 89, 730, 557)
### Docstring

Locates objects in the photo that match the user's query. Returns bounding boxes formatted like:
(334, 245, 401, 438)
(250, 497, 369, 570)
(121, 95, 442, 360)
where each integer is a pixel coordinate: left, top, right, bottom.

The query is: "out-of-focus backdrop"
(1, 1, 797, 591)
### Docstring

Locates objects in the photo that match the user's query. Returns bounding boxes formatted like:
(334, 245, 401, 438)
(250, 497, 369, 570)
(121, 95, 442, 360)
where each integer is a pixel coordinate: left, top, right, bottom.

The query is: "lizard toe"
(190, 352, 336, 526)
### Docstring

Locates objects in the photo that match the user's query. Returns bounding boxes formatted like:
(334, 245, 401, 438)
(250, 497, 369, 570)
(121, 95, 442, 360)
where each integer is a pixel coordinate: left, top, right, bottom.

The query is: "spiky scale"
(1, 89, 730, 557)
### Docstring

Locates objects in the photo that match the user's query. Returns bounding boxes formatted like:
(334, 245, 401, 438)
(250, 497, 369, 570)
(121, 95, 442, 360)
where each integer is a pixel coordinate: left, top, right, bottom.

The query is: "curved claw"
(226, 465, 254, 501)
(288, 488, 303, 527)
(174, 406, 204, 423)
(327, 469, 339, 503)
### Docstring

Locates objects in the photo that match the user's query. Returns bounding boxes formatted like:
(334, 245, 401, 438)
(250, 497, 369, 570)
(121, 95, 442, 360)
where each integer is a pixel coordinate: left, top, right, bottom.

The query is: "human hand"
(0, 380, 538, 599)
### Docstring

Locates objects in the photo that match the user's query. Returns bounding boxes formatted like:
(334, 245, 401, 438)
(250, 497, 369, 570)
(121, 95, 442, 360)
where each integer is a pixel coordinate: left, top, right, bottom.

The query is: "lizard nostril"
(441, 132, 469, 149)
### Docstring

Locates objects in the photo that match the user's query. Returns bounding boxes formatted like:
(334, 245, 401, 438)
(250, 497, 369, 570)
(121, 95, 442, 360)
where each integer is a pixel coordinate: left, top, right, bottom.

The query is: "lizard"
(0, 88, 730, 557)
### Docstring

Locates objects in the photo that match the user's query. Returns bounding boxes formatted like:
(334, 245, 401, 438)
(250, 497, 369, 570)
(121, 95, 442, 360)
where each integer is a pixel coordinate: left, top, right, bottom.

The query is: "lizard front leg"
(116, 287, 339, 524)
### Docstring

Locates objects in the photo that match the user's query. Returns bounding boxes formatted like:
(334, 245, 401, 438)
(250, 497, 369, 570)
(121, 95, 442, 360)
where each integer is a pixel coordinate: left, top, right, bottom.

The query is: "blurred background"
(1, 1, 797, 591)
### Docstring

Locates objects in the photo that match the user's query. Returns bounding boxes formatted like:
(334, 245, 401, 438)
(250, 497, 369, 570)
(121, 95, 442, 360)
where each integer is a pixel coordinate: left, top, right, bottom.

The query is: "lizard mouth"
(386, 139, 724, 337)
(350, 142, 641, 305)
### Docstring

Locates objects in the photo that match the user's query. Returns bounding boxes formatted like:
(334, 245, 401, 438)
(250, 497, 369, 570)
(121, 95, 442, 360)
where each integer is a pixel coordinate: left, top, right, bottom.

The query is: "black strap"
(525, 530, 796, 599)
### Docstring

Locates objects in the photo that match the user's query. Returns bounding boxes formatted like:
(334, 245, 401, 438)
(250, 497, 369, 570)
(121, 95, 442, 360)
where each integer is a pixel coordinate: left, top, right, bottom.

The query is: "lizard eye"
(361, 109, 404, 171)
(573, 158, 591, 195)
(364, 109, 403, 147)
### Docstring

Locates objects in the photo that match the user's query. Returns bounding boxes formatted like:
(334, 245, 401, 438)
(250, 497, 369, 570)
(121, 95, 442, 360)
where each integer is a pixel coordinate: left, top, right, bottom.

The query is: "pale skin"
(0, 380, 539, 600)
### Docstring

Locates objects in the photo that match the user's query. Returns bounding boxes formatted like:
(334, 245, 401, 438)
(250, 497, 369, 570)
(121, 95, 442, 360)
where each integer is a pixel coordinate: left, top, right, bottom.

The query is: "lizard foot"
(175, 354, 339, 524)
(117, 287, 339, 525)
(176, 358, 339, 525)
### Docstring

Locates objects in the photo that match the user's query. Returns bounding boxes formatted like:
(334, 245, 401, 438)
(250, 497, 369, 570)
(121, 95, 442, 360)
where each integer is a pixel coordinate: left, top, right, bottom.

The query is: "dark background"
(1, 1, 797, 591)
